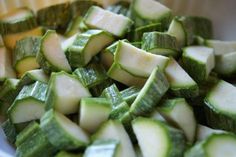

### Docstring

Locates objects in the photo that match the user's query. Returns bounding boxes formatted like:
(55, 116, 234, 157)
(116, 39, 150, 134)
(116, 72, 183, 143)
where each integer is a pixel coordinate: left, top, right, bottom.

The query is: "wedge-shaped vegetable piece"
(101, 39, 129, 69)
(15, 121, 40, 147)
(92, 120, 136, 157)
(0, 47, 16, 80)
(205, 40, 236, 55)
(84, 6, 133, 37)
(37, 30, 71, 74)
(185, 133, 236, 157)
(1, 119, 17, 144)
(16, 123, 56, 157)
(130, 23, 162, 42)
(73, 63, 109, 88)
(13, 36, 41, 76)
(84, 139, 120, 157)
(142, 32, 179, 57)
(214, 51, 236, 76)
(114, 41, 169, 78)
(107, 1, 130, 16)
(130, 67, 169, 116)
(71, 0, 101, 17)
(66, 30, 114, 67)
(64, 16, 82, 37)
(120, 87, 140, 104)
(80, 98, 111, 133)
(158, 98, 197, 143)
(182, 46, 215, 82)
(3, 26, 44, 49)
(8, 81, 47, 123)
(37, 2, 72, 31)
(0, 7, 37, 35)
(17, 69, 49, 90)
(132, 117, 186, 157)
(196, 124, 225, 141)
(165, 58, 199, 98)
(130, 0, 172, 27)
(204, 80, 236, 132)
(0, 78, 19, 103)
(41, 110, 89, 150)
(107, 63, 146, 87)
(46, 72, 91, 114)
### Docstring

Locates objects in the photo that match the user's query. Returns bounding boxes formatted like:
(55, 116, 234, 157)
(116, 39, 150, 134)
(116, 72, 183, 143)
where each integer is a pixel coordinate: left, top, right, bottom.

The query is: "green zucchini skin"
(40, 109, 89, 150)
(71, 0, 101, 17)
(142, 31, 179, 57)
(120, 86, 140, 104)
(0, 78, 19, 104)
(37, 2, 72, 32)
(1, 119, 17, 144)
(0, 7, 37, 35)
(84, 139, 120, 157)
(130, 67, 169, 116)
(106, 1, 130, 16)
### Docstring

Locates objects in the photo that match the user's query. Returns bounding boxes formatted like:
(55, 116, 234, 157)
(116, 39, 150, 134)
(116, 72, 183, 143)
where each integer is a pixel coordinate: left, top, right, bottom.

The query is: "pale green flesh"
(215, 51, 236, 75)
(54, 74, 91, 114)
(11, 99, 45, 123)
(15, 57, 40, 75)
(134, 0, 170, 19)
(197, 125, 225, 141)
(165, 58, 196, 88)
(25, 69, 49, 83)
(85, 6, 131, 37)
(206, 40, 236, 55)
(55, 111, 89, 143)
(167, 19, 185, 47)
(206, 80, 236, 114)
(132, 119, 169, 157)
(115, 41, 169, 77)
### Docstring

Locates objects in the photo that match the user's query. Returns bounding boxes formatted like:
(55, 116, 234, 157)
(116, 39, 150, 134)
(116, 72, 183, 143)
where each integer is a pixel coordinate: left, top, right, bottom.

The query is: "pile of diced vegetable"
(1, 0, 236, 157)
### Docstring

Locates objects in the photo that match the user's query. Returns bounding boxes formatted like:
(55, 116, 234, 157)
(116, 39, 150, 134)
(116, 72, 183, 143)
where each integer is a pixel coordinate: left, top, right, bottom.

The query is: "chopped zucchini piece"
(204, 80, 236, 132)
(36, 30, 71, 74)
(130, 67, 169, 116)
(37, 2, 72, 31)
(84, 6, 133, 37)
(142, 32, 179, 57)
(0, 7, 37, 35)
(1, 119, 17, 144)
(107, 63, 146, 87)
(165, 58, 199, 98)
(40, 109, 89, 150)
(79, 98, 111, 133)
(120, 86, 140, 104)
(66, 30, 114, 67)
(92, 120, 136, 157)
(132, 117, 186, 157)
(13, 36, 41, 76)
(130, 0, 172, 27)
(114, 41, 169, 78)
(71, 0, 101, 17)
(158, 98, 197, 143)
(8, 81, 47, 123)
(0, 78, 19, 103)
(106, 1, 130, 16)
(0, 47, 16, 80)
(205, 40, 236, 55)
(185, 133, 236, 157)
(64, 16, 82, 37)
(46, 71, 91, 114)
(182, 46, 215, 82)
(3, 26, 44, 49)
(84, 139, 120, 157)
(196, 124, 225, 141)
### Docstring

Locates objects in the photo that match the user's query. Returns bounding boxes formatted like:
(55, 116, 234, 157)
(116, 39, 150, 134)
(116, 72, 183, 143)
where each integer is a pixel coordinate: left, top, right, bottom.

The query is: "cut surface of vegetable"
(8, 81, 47, 123)
(84, 6, 133, 37)
(204, 80, 236, 132)
(165, 58, 199, 98)
(130, 66, 169, 116)
(196, 124, 225, 141)
(158, 98, 197, 143)
(130, 0, 172, 27)
(0, 47, 16, 80)
(79, 98, 111, 133)
(132, 117, 186, 157)
(40, 109, 89, 150)
(13, 36, 41, 76)
(182, 46, 215, 82)
(46, 72, 91, 114)
(205, 40, 236, 55)
(0, 7, 37, 35)
(84, 139, 119, 157)
(92, 120, 136, 157)
(66, 30, 114, 67)
(185, 133, 236, 157)
(114, 41, 169, 78)
(37, 30, 71, 73)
